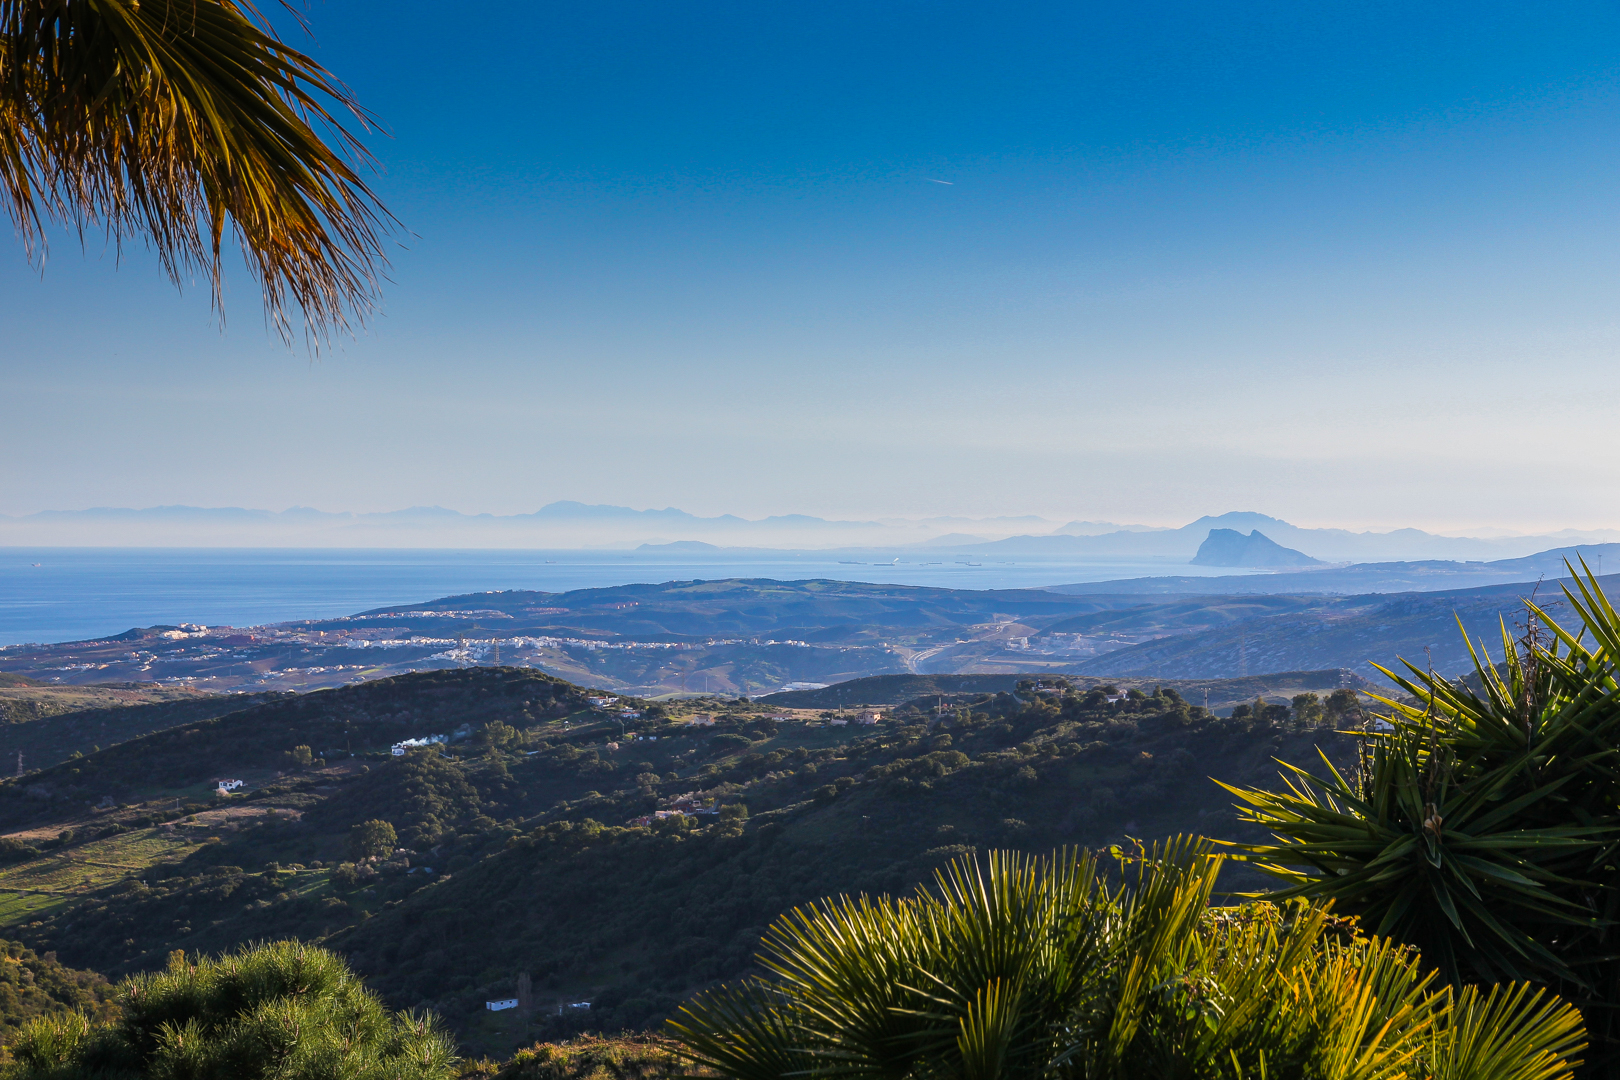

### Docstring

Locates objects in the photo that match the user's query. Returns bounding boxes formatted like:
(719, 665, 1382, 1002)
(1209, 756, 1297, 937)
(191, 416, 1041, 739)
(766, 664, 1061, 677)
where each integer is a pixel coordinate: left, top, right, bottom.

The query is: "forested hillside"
(0, 939, 116, 1044)
(0, 691, 276, 775)
(0, 666, 1362, 1058)
(334, 688, 1354, 1047)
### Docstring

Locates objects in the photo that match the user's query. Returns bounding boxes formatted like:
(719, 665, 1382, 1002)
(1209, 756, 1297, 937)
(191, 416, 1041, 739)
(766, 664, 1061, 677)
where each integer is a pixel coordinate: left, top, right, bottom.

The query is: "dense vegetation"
(0, 941, 116, 1050)
(0, 692, 275, 774)
(1230, 563, 1620, 1076)
(760, 670, 1372, 711)
(327, 684, 1355, 1045)
(0, 668, 588, 825)
(673, 841, 1585, 1080)
(0, 686, 221, 727)
(3, 941, 454, 1080)
(467, 1033, 686, 1080)
(0, 665, 1360, 1055)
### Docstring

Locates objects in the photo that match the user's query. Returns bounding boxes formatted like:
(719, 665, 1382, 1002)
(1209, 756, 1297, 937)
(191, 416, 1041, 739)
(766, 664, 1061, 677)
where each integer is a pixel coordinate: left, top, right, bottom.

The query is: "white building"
(486, 998, 518, 1012)
(216, 779, 244, 793)
(392, 734, 448, 756)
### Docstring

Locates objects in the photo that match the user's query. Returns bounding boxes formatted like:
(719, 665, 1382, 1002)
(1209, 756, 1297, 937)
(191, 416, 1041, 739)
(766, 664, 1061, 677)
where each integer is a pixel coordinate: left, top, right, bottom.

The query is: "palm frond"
(670, 843, 1587, 1080)
(1223, 561, 1620, 1073)
(0, 0, 396, 344)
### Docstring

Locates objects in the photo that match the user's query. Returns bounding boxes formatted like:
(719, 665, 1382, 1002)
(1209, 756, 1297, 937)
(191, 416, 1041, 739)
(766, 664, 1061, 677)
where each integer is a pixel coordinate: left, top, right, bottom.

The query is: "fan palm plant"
(669, 840, 1587, 1080)
(0, 0, 393, 343)
(1224, 560, 1620, 1075)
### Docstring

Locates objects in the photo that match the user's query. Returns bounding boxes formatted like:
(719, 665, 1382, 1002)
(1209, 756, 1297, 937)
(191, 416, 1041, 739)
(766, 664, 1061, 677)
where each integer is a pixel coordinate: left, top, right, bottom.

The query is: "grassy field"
(0, 828, 205, 928)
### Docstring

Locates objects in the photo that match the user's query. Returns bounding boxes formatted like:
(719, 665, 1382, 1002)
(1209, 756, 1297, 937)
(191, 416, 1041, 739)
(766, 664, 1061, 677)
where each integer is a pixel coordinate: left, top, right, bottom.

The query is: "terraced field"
(0, 829, 205, 927)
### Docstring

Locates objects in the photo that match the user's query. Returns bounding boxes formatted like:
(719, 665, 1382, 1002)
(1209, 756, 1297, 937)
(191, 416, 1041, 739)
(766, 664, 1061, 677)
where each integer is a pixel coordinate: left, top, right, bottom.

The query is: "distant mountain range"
(929, 512, 1620, 562)
(3, 503, 1618, 562)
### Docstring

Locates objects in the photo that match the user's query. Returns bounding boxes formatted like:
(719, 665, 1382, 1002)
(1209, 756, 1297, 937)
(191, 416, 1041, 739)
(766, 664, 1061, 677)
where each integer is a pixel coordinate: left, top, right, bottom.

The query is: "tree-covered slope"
(0, 938, 117, 1045)
(0, 666, 1363, 1060)
(0, 668, 589, 825)
(0, 691, 278, 775)
(328, 688, 1355, 1044)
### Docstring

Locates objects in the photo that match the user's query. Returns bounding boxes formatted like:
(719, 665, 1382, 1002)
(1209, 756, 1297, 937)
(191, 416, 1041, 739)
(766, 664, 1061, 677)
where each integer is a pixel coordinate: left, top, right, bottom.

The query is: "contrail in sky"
(925, 179, 954, 184)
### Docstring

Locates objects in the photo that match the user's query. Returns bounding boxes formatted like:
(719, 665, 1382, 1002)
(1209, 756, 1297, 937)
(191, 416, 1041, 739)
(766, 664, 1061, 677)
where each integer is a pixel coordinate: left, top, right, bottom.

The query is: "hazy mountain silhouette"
(1190, 529, 1322, 567)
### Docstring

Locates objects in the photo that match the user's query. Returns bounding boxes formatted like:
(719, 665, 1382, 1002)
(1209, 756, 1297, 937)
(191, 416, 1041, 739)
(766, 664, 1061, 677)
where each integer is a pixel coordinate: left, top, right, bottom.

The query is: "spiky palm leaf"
(669, 841, 1585, 1080)
(0, 0, 394, 343)
(1424, 982, 1588, 1080)
(1225, 559, 1620, 1074)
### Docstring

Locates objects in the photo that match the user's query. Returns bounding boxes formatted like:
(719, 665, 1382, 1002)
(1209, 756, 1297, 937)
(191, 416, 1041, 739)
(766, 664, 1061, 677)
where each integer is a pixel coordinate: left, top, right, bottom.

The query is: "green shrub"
(0, 838, 40, 866)
(349, 819, 397, 862)
(706, 734, 749, 758)
(482, 1032, 685, 1080)
(4, 940, 455, 1080)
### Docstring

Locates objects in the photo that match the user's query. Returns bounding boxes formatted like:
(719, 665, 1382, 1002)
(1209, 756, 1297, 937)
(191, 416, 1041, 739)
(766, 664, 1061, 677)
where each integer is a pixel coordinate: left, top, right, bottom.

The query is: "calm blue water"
(0, 548, 1240, 645)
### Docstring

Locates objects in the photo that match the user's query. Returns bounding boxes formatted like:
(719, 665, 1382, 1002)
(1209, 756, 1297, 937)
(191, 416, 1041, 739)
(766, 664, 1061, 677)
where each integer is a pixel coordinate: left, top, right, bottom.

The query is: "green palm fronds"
(669, 841, 1585, 1080)
(1, 0, 394, 343)
(1425, 982, 1589, 1080)
(1225, 558, 1620, 1073)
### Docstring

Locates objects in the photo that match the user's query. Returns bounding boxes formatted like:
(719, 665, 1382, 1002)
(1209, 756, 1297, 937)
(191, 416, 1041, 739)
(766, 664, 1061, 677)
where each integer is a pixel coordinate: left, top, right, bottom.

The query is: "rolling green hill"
(759, 669, 1372, 711)
(0, 668, 590, 824)
(0, 665, 1363, 1058)
(328, 685, 1353, 1052)
(0, 692, 278, 775)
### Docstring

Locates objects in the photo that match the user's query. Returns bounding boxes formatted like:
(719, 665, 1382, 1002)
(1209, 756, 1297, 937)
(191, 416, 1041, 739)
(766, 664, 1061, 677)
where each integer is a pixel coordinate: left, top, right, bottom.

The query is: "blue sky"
(5, 0, 1620, 532)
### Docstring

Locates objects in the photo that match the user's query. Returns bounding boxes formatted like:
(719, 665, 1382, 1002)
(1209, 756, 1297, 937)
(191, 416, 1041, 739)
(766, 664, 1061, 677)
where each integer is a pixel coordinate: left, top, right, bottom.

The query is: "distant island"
(1190, 528, 1322, 568)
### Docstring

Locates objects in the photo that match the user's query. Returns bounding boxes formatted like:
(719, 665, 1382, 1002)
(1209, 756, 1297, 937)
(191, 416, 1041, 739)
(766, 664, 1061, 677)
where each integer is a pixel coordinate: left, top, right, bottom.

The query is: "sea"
(0, 547, 1250, 646)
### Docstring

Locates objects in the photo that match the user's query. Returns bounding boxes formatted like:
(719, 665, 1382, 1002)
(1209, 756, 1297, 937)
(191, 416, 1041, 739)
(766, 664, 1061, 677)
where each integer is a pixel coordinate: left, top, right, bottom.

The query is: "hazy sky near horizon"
(6, 1, 1620, 533)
